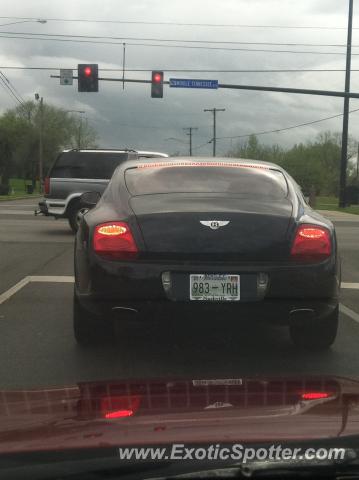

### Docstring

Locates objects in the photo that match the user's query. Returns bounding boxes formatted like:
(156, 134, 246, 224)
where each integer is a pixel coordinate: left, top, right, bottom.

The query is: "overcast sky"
(0, 0, 358, 155)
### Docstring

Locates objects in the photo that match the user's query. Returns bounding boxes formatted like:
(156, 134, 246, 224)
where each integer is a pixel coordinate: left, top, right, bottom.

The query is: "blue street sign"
(169, 78, 219, 89)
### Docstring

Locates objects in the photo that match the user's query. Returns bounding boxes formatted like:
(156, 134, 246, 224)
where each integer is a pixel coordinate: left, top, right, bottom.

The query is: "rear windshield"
(50, 152, 129, 179)
(125, 165, 288, 198)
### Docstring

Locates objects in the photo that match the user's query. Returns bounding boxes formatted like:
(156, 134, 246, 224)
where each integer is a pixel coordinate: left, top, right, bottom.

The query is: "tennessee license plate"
(190, 274, 240, 301)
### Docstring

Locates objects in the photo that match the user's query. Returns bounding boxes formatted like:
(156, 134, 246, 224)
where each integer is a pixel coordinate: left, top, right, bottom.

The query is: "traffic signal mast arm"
(52, 72, 359, 99)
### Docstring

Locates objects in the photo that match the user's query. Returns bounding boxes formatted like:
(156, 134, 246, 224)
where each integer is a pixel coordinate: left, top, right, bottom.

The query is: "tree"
(228, 134, 263, 159)
(0, 114, 30, 186)
(226, 131, 352, 196)
(0, 101, 98, 186)
(67, 116, 98, 150)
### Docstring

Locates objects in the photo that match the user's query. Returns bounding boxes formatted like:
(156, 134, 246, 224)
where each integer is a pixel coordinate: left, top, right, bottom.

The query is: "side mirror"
(79, 191, 101, 210)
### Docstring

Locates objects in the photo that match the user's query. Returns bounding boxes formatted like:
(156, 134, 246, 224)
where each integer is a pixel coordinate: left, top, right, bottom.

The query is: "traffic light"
(78, 64, 99, 92)
(151, 71, 164, 98)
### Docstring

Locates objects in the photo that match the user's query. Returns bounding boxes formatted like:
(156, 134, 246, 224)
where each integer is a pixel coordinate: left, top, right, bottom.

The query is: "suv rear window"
(49, 152, 130, 179)
(125, 165, 288, 198)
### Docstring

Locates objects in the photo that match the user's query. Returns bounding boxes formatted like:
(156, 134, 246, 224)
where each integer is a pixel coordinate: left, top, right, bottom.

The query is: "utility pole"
(183, 127, 198, 156)
(78, 116, 83, 149)
(204, 108, 225, 157)
(35, 93, 44, 193)
(339, 0, 354, 208)
(39, 97, 44, 193)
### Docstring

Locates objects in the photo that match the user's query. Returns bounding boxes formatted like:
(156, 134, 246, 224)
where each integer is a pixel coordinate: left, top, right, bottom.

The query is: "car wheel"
(73, 291, 112, 346)
(289, 306, 339, 350)
(68, 201, 88, 234)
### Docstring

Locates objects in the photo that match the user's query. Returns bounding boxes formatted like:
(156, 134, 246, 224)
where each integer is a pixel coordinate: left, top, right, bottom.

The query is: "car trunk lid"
(129, 194, 293, 261)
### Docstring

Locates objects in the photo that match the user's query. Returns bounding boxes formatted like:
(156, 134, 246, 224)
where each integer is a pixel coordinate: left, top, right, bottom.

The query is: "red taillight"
(93, 222, 138, 260)
(301, 392, 332, 400)
(100, 395, 141, 419)
(44, 177, 50, 195)
(290, 224, 331, 262)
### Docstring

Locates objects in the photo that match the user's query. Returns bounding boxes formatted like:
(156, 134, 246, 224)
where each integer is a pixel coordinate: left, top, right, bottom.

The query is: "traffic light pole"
(51, 74, 359, 99)
(339, 0, 354, 208)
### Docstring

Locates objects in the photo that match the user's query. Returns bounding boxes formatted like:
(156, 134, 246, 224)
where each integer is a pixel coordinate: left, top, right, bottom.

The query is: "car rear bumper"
(76, 292, 338, 325)
(37, 198, 67, 217)
(45, 199, 67, 217)
(36, 200, 49, 215)
(75, 256, 340, 323)
(39, 193, 84, 218)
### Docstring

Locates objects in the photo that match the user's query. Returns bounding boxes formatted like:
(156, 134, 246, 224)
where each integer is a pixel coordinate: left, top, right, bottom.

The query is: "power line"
(0, 34, 353, 55)
(0, 71, 25, 104)
(193, 140, 213, 151)
(217, 108, 359, 141)
(0, 30, 353, 48)
(2, 66, 359, 73)
(0, 16, 352, 30)
(0, 72, 24, 105)
(0, 78, 19, 105)
(0, 74, 24, 106)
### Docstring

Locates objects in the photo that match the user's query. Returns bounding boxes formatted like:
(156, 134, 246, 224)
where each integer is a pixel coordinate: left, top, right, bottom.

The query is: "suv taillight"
(290, 224, 331, 262)
(44, 177, 50, 195)
(93, 222, 138, 260)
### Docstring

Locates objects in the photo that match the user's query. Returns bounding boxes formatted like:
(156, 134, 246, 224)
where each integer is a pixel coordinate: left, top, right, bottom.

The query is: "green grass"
(0, 178, 41, 201)
(316, 195, 359, 215)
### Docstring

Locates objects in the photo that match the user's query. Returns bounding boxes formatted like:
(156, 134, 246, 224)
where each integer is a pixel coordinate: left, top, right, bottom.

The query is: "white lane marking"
(340, 304, 359, 325)
(0, 277, 31, 305)
(0, 276, 74, 305)
(29, 276, 74, 283)
(342, 282, 359, 289)
(0, 210, 34, 215)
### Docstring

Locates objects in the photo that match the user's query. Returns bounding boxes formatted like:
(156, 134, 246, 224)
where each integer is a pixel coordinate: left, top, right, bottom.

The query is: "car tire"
(73, 291, 112, 346)
(68, 201, 88, 234)
(289, 306, 339, 350)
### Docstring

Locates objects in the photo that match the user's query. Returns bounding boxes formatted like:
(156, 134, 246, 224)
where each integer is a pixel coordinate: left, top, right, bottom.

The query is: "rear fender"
(64, 194, 83, 216)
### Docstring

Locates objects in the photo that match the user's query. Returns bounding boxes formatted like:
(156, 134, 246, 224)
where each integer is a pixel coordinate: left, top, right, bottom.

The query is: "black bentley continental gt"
(74, 157, 340, 349)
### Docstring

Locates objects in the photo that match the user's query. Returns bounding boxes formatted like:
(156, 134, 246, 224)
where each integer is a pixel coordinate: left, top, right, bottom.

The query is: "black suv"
(37, 149, 168, 232)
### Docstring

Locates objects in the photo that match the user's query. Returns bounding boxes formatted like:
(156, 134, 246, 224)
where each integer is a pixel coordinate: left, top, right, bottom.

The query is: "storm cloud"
(0, 0, 357, 155)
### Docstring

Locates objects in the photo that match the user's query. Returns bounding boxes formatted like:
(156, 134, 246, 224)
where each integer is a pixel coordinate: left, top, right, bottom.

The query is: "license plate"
(190, 274, 240, 301)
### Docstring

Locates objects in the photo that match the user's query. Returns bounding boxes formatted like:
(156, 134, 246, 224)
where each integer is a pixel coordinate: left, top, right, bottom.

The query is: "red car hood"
(1, 376, 359, 453)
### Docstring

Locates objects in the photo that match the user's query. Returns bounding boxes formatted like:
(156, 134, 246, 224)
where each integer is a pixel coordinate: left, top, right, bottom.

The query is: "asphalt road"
(0, 197, 359, 389)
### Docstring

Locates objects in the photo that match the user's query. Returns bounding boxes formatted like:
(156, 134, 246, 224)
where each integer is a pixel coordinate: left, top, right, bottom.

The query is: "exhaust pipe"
(112, 306, 138, 314)
(290, 308, 315, 316)
(290, 308, 315, 327)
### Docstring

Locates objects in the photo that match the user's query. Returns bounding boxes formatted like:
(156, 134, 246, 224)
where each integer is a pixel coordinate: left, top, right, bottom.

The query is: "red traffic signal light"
(78, 64, 99, 92)
(153, 73, 162, 83)
(84, 66, 93, 77)
(151, 71, 164, 98)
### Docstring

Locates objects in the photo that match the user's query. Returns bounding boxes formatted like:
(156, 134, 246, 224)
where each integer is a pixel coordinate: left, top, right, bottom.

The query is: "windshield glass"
(0, 0, 358, 475)
(125, 164, 288, 197)
(50, 152, 128, 179)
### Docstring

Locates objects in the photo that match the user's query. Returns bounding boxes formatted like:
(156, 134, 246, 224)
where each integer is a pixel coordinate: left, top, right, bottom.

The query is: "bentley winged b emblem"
(200, 220, 230, 230)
